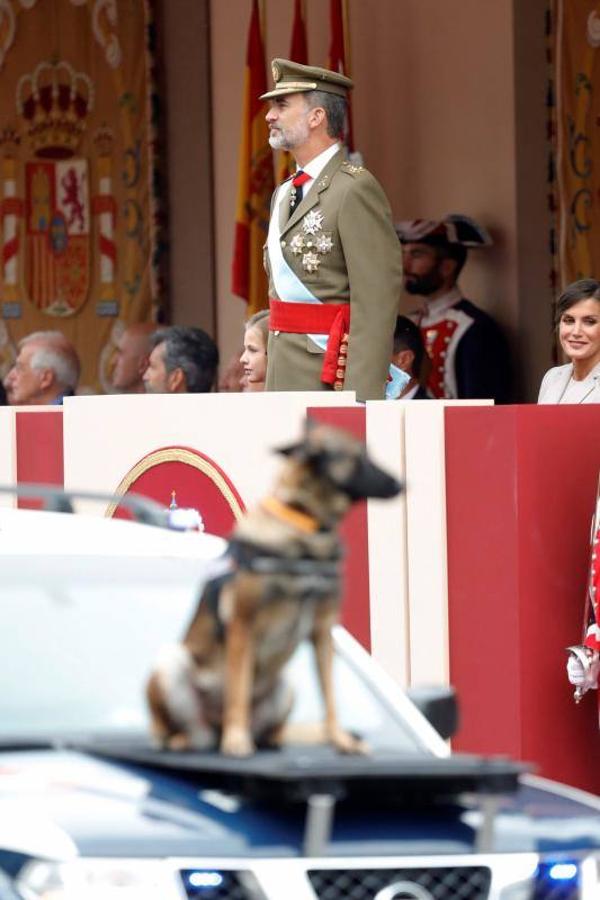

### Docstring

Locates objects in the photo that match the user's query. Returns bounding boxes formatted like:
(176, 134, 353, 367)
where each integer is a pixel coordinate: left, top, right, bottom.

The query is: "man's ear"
(137, 354, 150, 377)
(307, 105, 325, 130)
(168, 367, 186, 393)
(392, 349, 414, 374)
(439, 256, 459, 281)
(38, 368, 55, 392)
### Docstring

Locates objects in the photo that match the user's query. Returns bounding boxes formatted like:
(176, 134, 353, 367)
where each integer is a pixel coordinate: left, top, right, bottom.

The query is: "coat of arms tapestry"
(0, 0, 166, 392)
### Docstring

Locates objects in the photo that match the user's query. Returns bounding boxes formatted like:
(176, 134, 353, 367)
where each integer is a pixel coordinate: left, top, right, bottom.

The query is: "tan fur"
(147, 424, 398, 757)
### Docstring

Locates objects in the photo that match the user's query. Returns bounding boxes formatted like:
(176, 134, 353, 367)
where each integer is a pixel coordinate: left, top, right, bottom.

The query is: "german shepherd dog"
(147, 420, 401, 757)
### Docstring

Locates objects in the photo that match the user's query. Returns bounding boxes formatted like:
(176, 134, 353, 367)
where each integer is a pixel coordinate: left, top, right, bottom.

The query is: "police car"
(0, 490, 599, 900)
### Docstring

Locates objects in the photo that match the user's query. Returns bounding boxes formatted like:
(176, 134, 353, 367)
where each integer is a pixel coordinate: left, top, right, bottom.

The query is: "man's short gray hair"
(20, 331, 80, 391)
(151, 326, 219, 393)
(304, 90, 348, 142)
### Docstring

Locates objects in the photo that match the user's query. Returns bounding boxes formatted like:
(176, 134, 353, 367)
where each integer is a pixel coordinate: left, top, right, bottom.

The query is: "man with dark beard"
(396, 215, 511, 403)
(261, 59, 402, 402)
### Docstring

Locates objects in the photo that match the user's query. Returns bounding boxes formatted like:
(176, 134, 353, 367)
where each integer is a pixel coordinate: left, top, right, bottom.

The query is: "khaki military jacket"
(264, 149, 402, 402)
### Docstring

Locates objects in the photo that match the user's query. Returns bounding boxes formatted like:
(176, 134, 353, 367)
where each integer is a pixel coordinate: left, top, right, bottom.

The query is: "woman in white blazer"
(538, 279, 600, 404)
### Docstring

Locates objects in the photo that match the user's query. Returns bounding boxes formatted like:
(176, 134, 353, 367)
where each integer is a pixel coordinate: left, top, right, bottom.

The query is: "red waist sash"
(269, 298, 350, 389)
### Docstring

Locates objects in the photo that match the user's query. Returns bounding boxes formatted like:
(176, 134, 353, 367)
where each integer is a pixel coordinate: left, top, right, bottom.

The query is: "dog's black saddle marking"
(197, 542, 341, 641)
(199, 571, 233, 642)
(229, 538, 341, 579)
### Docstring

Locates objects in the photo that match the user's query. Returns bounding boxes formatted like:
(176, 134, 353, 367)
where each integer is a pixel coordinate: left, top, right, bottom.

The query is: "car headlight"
(15, 859, 182, 899)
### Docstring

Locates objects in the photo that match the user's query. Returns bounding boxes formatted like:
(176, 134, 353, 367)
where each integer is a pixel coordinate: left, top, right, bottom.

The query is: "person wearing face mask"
(538, 279, 600, 404)
(386, 316, 431, 400)
(240, 310, 269, 392)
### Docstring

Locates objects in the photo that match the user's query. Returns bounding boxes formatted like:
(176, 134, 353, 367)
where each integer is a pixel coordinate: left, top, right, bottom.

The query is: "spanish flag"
(328, 0, 354, 152)
(277, 0, 309, 184)
(231, 0, 274, 315)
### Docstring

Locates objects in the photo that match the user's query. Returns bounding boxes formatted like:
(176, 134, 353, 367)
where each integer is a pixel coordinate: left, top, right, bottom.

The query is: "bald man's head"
(112, 322, 156, 393)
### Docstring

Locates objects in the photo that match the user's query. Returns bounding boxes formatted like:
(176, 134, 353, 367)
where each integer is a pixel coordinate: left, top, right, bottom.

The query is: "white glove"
(566, 647, 600, 693)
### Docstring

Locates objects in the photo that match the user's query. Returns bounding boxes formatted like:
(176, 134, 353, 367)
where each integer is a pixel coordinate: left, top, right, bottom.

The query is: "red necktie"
(290, 169, 311, 212)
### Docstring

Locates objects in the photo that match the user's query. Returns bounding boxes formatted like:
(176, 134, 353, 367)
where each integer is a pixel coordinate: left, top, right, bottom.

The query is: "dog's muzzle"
(342, 459, 402, 502)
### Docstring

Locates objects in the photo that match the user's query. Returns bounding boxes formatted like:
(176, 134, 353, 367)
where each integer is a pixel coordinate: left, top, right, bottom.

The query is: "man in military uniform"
(261, 59, 402, 402)
(396, 215, 511, 403)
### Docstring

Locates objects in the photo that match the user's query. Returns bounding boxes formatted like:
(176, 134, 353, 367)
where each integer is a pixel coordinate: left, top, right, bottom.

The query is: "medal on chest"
(289, 209, 334, 274)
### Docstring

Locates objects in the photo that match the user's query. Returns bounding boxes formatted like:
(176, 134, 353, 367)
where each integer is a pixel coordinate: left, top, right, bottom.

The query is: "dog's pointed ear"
(275, 440, 304, 458)
(275, 418, 318, 458)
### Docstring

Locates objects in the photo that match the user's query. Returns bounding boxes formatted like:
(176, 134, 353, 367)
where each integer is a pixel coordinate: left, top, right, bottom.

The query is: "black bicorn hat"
(395, 214, 493, 248)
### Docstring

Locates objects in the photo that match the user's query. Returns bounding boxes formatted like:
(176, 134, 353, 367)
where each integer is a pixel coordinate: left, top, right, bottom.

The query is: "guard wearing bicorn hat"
(261, 59, 402, 402)
(396, 215, 511, 403)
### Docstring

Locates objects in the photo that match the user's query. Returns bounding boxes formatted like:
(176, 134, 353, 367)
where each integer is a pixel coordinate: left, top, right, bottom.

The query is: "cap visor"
(260, 83, 317, 101)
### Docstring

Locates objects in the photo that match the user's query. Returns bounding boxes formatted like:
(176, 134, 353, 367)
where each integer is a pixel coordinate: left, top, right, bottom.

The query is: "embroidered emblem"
(302, 209, 324, 235)
(272, 61, 281, 82)
(303, 251, 320, 273)
(342, 162, 364, 175)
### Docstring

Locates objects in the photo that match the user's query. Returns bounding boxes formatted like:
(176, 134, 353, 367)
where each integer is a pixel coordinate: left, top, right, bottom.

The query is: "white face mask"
(385, 363, 411, 400)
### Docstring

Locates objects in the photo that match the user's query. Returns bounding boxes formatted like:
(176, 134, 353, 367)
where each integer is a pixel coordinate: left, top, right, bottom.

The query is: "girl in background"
(240, 310, 269, 392)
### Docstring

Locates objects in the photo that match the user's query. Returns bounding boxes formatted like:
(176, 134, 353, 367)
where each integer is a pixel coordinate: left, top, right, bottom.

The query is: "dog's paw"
(167, 733, 193, 751)
(220, 727, 256, 757)
(329, 727, 369, 755)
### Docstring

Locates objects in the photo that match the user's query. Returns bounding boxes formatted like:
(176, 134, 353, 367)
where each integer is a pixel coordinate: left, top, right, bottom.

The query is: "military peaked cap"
(260, 58, 353, 100)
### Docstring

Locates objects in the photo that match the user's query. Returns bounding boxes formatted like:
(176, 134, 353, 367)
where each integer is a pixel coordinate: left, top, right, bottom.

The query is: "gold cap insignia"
(272, 61, 281, 83)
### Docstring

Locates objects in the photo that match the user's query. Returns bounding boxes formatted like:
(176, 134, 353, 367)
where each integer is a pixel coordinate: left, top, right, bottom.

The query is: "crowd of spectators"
(2, 230, 599, 406)
(0, 325, 221, 406)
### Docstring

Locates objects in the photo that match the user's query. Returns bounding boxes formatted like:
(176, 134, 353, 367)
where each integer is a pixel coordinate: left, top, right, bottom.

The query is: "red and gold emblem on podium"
(107, 447, 246, 539)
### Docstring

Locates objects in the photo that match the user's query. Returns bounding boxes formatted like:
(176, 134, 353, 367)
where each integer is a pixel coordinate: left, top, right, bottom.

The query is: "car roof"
(0, 507, 227, 560)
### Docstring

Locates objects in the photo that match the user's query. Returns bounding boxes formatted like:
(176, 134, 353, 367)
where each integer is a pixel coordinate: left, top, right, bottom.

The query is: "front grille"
(307, 866, 492, 900)
(180, 869, 260, 900)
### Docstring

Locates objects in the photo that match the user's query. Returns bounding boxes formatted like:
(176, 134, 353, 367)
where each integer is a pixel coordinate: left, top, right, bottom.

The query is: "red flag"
(277, 0, 309, 184)
(328, 0, 354, 152)
(231, 0, 274, 314)
(290, 0, 308, 63)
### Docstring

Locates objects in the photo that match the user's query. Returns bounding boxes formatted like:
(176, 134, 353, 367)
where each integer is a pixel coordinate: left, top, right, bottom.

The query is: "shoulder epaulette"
(341, 161, 366, 176)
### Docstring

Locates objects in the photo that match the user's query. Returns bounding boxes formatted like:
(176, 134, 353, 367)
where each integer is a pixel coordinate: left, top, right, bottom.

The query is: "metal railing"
(0, 483, 169, 527)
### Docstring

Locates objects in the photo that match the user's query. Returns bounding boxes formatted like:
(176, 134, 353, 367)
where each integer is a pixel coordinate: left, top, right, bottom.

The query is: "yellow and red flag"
(277, 0, 309, 184)
(328, 0, 354, 152)
(231, 0, 274, 315)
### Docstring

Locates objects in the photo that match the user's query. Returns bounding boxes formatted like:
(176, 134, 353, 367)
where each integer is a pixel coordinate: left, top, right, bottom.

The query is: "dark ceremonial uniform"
(397, 215, 510, 403)
(414, 288, 511, 402)
(403, 384, 431, 400)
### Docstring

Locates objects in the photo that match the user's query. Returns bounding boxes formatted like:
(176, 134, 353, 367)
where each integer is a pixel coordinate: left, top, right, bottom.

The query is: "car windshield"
(0, 547, 433, 757)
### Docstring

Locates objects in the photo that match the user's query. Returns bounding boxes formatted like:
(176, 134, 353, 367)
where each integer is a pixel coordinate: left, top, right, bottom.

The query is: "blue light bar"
(548, 862, 578, 881)
(187, 871, 224, 888)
